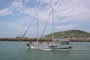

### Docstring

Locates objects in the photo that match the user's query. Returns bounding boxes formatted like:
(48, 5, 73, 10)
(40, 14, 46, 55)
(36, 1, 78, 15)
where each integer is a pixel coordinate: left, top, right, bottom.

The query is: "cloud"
(56, 24, 78, 31)
(0, 8, 13, 16)
(0, 0, 90, 37)
(0, 0, 90, 17)
(0, 0, 25, 16)
(3, 0, 90, 28)
(11, 0, 24, 8)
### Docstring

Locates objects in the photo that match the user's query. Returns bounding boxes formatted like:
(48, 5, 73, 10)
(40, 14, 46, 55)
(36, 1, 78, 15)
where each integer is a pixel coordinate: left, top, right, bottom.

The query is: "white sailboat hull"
(27, 40, 71, 50)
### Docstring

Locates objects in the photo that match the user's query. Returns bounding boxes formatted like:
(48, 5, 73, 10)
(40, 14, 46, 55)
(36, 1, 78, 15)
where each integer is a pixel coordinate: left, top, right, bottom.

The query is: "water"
(0, 41, 90, 60)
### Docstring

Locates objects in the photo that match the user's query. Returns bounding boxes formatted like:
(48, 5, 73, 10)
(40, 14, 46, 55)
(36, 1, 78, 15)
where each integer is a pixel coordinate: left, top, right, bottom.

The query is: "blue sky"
(0, 0, 90, 38)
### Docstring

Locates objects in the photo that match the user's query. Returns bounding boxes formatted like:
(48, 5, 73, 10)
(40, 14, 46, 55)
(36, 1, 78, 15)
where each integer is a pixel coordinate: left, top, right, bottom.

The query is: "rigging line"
(51, 0, 63, 7)
(53, 0, 64, 9)
(40, 11, 52, 38)
(22, 17, 36, 37)
(59, 0, 64, 6)
(54, 0, 60, 6)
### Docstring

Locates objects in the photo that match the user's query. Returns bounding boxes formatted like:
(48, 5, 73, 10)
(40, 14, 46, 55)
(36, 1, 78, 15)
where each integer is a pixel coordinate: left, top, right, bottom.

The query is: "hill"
(45, 30, 90, 39)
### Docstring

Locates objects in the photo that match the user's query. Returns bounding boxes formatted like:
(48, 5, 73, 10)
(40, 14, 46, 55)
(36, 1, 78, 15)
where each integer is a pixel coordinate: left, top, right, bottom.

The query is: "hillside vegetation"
(45, 30, 90, 39)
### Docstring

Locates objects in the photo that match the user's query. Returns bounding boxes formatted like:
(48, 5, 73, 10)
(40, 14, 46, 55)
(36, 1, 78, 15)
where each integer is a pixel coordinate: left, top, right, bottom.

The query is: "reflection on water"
(0, 41, 90, 60)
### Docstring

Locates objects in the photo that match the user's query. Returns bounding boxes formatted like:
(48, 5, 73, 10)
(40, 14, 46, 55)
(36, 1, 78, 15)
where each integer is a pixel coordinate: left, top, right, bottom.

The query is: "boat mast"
(51, 6, 55, 41)
(36, 14, 39, 43)
(51, 0, 63, 40)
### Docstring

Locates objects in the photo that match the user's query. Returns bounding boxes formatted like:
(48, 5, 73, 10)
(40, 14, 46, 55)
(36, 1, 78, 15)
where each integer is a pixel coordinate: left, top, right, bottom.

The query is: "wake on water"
(26, 46, 90, 51)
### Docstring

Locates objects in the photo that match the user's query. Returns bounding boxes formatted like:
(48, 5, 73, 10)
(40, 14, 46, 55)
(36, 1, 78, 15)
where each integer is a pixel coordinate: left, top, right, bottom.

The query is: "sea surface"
(0, 41, 90, 60)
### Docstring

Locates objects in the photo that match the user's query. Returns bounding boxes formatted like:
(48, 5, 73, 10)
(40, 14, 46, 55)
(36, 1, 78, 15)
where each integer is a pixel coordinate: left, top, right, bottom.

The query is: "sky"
(0, 0, 90, 38)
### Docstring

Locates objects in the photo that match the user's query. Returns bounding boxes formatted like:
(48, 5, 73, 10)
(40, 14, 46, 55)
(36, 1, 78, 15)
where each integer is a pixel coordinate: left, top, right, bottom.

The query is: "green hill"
(45, 30, 90, 39)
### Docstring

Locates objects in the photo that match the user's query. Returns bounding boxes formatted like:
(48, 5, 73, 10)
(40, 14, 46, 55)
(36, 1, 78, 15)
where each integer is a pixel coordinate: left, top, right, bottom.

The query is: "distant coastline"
(0, 30, 90, 42)
(0, 37, 90, 42)
(45, 30, 90, 39)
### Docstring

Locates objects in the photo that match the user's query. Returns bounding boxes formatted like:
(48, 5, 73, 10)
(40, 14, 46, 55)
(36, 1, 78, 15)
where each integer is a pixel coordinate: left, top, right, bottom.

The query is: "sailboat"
(26, 7, 72, 50)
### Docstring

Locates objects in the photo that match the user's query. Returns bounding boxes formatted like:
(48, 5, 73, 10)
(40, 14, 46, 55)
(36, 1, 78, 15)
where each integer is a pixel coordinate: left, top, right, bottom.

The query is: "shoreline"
(0, 38, 90, 42)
